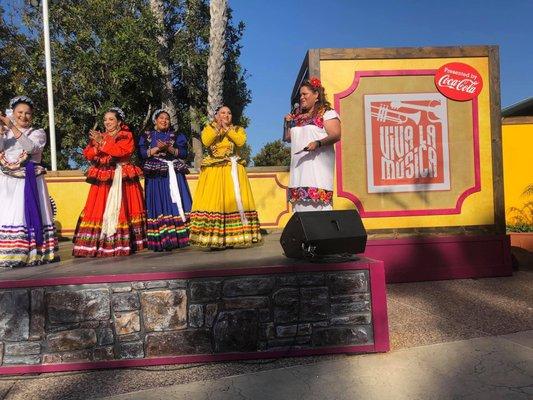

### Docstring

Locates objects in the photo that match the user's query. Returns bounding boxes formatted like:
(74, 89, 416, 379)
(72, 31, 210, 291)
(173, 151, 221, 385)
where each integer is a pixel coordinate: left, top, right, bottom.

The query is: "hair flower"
(310, 77, 322, 89)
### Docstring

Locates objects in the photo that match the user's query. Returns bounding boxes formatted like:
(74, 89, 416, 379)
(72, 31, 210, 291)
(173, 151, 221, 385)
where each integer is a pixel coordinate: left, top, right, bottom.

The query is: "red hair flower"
(310, 77, 322, 89)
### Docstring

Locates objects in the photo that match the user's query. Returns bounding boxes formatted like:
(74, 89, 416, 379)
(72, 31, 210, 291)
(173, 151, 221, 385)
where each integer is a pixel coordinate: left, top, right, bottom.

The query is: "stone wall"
(0, 270, 374, 367)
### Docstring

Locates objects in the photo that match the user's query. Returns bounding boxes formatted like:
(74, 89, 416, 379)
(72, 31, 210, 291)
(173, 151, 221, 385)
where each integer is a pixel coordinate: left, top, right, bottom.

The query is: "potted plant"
(507, 184, 533, 263)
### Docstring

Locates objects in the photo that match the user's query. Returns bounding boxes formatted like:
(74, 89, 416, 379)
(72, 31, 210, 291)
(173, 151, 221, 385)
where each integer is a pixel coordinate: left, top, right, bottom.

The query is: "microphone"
(291, 102, 300, 114)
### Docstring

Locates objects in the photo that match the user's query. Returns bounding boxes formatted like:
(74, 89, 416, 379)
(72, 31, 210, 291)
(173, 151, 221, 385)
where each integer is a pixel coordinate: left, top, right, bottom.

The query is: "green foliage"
(506, 184, 533, 232)
(253, 139, 291, 167)
(1, 0, 250, 169)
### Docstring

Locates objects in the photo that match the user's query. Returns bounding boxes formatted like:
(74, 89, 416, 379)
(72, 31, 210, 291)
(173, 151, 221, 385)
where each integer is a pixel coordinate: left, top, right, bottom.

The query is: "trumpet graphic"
(371, 105, 421, 125)
(390, 100, 445, 123)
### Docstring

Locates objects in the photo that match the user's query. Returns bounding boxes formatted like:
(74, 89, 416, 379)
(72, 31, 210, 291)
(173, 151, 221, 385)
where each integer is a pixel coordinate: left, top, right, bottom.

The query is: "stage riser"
(0, 261, 389, 375)
(365, 234, 512, 283)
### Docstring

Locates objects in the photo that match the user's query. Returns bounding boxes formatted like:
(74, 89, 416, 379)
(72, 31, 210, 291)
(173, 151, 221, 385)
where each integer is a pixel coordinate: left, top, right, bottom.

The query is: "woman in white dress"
(284, 77, 341, 212)
(0, 96, 59, 267)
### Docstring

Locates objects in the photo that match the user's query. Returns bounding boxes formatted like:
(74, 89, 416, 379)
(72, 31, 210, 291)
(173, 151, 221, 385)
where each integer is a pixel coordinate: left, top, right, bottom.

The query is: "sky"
(230, 0, 533, 154)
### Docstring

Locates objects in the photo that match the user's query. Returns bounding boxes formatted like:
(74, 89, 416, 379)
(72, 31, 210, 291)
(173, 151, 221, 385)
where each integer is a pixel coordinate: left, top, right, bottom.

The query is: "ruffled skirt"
(189, 163, 262, 248)
(0, 173, 59, 267)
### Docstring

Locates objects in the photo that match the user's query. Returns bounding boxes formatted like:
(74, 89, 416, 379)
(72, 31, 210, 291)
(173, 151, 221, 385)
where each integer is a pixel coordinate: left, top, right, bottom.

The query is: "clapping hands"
(89, 129, 103, 145)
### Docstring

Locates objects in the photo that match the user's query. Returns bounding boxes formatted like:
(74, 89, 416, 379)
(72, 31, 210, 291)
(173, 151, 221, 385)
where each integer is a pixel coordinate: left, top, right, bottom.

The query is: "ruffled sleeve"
(201, 124, 218, 147)
(138, 132, 150, 160)
(174, 133, 188, 159)
(17, 128, 47, 154)
(100, 130, 134, 158)
(226, 126, 246, 147)
(323, 109, 340, 121)
(83, 140, 100, 161)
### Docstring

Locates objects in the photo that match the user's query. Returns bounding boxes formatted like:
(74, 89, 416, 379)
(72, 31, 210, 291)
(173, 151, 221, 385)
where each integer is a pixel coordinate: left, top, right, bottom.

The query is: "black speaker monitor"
(280, 210, 367, 259)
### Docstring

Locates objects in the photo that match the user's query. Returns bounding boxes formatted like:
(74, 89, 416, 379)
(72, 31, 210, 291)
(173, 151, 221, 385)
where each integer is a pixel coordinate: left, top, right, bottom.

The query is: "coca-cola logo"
(434, 62, 483, 101)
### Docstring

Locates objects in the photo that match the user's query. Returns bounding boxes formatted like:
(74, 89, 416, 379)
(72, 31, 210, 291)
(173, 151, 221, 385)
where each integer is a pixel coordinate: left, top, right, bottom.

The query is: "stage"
(0, 232, 300, 286)
(0, 231, 389, 375)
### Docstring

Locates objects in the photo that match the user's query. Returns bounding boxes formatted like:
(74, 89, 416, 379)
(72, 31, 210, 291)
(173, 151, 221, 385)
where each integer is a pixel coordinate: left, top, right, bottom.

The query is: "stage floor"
(0, 231, 308, 283)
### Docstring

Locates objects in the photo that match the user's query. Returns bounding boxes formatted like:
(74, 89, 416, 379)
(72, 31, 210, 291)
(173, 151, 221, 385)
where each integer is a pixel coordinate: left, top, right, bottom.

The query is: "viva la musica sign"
(364, 93, 450, 193)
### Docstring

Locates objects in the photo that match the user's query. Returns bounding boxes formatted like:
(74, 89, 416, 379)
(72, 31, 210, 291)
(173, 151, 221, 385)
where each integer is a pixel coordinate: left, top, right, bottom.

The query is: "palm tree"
(149, 0, 178, 127)
(207, 0, 227, 119)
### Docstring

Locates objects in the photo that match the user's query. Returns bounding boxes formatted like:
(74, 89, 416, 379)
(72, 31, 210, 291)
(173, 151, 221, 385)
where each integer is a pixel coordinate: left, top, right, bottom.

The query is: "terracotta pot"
(509, 232, 533, 252)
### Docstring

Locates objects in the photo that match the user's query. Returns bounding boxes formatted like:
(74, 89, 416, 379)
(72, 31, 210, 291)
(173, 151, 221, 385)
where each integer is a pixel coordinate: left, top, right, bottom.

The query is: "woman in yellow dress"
(189, 106, 262, 248)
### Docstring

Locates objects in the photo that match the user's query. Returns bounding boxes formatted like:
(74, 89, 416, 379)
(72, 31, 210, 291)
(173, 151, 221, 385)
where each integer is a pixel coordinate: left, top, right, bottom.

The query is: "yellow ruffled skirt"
(189, 162, 262, 248)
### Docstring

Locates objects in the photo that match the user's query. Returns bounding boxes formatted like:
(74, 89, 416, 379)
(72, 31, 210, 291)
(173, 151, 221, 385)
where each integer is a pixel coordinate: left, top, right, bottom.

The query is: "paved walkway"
(103, 330, 533, 400)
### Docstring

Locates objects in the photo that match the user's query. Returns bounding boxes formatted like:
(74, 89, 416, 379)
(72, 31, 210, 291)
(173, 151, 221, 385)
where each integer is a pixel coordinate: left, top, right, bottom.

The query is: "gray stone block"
(141, 290, 187, 332)
(131, 282, 146, 290)
(331, 313, 372, 325)
(205, 303, 218, 328)
(29, 288, 45, 340)
(3, 355, 40, 365)
(145, 281, 168, 289)
(300, 287, 330, 321)
(4, 342, 41, 356)
(190, 280, 222, 302)
(275, 275, 298, 286)
(331, 301, 370, 315)
(273, 306, 298, 324)
(327, 272, 368, 295)
(222, 277, 275, 297)
(260, 323, 275, 340)
(168, 280, 187, 289)
(111, 284, 132, 293)
(297, 323, 312, 336)
(297, 273, 325, 286)
(330, 293, 370, 303)
(61, 350, 92, 363)
(276, 324, 298, 338)
(118, 332, 143, 342)
(312, 325, 371, 347)
(0, 289, 29, 341)
(112, 292, 140, 311)
(259, 308, 271, 323)
(93, 346, 115, 361)
(272, 288, 299, 306)
(118, 341, 144, 359)
(213, 310, 259, 352)
(189, 304, 204, 328)
(97, 327, 114, 346)
(46, 328, 97, 352)
(145, 330, 211, 356)
(46, 289, 110, 323)
(223, 296, 269, 310)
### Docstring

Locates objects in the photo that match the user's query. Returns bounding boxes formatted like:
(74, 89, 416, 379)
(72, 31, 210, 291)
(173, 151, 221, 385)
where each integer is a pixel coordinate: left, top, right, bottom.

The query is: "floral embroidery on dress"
(288, 187, 333, 205)
(291, 108, 326, 129)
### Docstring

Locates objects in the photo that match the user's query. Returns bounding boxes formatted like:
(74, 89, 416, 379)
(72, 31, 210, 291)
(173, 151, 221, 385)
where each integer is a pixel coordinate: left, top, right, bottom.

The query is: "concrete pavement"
(103, 330, 533, 400)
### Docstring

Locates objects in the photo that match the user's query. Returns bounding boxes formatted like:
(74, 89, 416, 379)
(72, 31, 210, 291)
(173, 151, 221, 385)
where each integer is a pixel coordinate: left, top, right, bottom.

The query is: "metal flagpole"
(41, 0, 57, 171)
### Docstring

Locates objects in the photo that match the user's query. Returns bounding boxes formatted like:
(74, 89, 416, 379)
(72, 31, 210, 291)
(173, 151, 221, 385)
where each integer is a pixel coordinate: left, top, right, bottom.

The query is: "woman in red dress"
(73, 107, 146, 257)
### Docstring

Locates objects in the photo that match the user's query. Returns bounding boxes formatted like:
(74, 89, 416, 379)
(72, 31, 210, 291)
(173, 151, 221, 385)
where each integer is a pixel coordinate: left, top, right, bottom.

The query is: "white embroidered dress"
(288, 109, 339, 212)
(0, 127, 58, 267)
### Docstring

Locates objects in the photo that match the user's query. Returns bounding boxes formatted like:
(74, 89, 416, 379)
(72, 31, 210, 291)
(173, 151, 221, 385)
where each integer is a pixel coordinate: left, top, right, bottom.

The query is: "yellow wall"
(502, 122, 533, 225)
(46, 169, 292, 237)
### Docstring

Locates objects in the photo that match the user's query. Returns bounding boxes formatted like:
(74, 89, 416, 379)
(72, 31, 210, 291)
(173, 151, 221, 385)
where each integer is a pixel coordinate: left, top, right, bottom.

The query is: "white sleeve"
(323, 109, 340, 121)
(17, 128, 47, 154)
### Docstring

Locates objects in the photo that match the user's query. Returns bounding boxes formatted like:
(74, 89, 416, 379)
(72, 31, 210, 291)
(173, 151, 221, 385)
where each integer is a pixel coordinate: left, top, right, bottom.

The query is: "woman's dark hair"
(106, 107, 125, 122)
(300, 79, 332, 113)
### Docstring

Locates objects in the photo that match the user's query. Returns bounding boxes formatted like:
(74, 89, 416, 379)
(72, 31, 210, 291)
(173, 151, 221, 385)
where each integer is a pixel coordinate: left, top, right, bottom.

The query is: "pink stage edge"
(0, 259, 390, 375)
